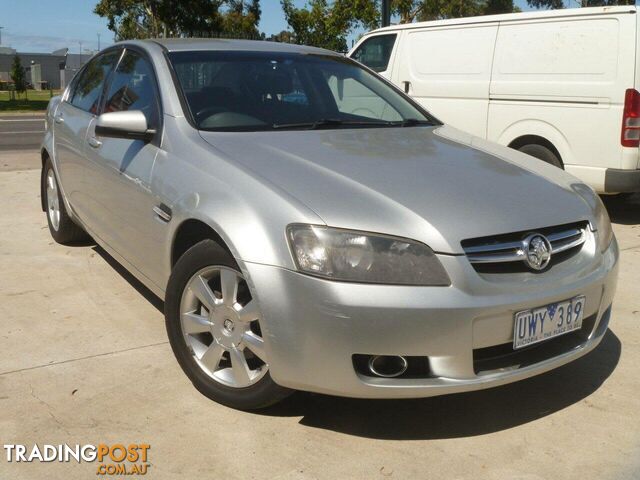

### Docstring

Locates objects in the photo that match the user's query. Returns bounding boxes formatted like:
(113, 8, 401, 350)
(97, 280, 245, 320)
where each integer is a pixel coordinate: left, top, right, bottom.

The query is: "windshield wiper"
(272, 118, 432, 130)
(390, 118, 432, 127)
(272, 118, 391, 130)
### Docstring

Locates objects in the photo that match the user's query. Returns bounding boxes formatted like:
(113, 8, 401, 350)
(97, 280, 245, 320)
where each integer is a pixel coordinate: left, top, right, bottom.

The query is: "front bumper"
(243, 237, 618, 398)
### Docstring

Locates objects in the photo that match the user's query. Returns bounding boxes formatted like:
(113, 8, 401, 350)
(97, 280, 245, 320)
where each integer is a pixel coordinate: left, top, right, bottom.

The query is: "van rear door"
(488, 11, 638, 187)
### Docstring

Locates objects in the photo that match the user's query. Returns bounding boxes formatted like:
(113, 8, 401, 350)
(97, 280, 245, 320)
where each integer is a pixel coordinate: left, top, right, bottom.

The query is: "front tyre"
(165, 239, 292, 410)
(42, 158, 90, 244)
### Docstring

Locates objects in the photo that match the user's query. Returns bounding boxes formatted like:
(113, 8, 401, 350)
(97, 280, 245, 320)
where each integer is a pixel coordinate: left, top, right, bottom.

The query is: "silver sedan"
(41, 39, 618, 409)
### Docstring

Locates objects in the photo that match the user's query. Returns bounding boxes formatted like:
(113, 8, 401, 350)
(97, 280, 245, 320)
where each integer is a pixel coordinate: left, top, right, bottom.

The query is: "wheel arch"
(170, 219, 233, 269)
(495, 119, 572, 167)
(508, 135, 564, 168)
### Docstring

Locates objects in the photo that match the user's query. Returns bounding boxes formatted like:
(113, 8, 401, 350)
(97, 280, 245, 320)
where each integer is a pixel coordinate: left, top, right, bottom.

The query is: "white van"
(349, 6, 640, 193)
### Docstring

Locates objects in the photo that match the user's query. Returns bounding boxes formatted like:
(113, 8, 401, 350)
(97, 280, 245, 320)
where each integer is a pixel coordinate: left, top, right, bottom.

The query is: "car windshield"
(168, 50, 438, 131)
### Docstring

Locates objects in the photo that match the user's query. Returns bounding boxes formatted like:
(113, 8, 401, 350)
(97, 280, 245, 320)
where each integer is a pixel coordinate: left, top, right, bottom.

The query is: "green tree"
(485, 0, 518, 15)
(281, 0, 379, 51)
(94, 0, 165, 39)
(94, 0, 262, 40)
(10, 55, 26, 94)
(265, 30, 296, 43)
(392, 0, 517, 23)
(222, 0, 262, 38)
(526, 0, 633, 8)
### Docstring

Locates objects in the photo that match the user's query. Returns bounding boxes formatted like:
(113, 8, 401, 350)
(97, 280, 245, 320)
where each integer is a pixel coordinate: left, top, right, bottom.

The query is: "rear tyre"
(518, 144, 563, 169)
(42, 158, 90, 244)
(165, 239, 292, 410)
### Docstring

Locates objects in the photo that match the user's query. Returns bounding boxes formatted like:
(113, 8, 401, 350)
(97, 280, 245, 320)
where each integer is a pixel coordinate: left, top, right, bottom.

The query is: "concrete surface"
(0, 149, 41, 172)
(0, 151, 639, 479)
(0, 115, 45, 151)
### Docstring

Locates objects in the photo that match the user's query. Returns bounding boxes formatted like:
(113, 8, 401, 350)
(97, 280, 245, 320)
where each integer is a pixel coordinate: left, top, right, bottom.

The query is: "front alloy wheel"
(165, 239, 291, 410)
(180, 266, 267, 388)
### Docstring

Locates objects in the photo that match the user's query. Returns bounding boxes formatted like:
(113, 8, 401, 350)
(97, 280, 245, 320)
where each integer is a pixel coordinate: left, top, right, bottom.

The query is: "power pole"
(79, 41, 83, 65)
(382, 0, 391, 28)
(97, 33, 101, 51)
(0, 26, 4, 45)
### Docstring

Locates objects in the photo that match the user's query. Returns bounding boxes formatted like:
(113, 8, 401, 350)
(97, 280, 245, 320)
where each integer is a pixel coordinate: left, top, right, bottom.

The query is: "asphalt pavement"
(0, 114, 46, 151)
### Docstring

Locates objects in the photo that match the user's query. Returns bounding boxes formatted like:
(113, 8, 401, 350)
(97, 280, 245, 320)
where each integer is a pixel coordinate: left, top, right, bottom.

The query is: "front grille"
(462, 221, 588, 273)
(473, 312, 597, 375)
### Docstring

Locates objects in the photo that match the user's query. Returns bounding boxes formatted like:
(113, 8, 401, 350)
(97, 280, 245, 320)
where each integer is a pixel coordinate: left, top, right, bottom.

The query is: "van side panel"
(396, 25, 498, 138)
(487, 13, 637, 190)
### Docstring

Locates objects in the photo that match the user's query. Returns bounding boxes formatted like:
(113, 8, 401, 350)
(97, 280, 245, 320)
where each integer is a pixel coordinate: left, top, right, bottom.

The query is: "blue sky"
(0, 0, 625, 53)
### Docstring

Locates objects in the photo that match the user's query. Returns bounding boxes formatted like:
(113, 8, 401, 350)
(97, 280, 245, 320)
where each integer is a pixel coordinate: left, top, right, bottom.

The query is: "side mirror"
(95, 110, 156, 142)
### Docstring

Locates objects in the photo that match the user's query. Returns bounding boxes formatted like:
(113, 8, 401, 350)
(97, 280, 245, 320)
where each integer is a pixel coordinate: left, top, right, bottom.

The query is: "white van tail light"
(621, 89, 640, 147)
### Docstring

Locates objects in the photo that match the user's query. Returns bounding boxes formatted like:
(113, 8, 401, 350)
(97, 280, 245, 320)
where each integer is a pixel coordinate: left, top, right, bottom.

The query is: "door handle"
(402, 81, 411, 94)
(88, 136, 102, 149)
(54, 114, 64, 124)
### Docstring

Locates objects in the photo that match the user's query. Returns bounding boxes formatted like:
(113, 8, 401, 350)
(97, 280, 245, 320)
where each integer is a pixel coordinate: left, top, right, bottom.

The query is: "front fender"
(153, 117, 325, 289)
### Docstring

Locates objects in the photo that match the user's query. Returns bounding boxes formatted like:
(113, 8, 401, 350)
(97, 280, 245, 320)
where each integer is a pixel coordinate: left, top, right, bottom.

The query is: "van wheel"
(518, 144, 563, 169)
(165, 239, 292, 410)
(42, 158, 90, 244)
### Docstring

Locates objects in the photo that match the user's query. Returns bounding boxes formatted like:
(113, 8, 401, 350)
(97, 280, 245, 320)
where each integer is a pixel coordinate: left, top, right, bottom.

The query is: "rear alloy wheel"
(165, 240, 291, 410)
(46, 168, 61, 232)
(42, 158, 90, 244)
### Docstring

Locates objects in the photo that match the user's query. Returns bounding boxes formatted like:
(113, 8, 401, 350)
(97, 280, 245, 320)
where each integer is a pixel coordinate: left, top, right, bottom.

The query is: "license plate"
(513, 296, 586, 350)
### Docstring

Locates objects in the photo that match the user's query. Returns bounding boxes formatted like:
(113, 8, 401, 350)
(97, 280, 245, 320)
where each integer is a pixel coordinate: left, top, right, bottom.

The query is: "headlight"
(287, 225, 450, 286)
(593, 195, 613, 252)
(573, 184, 613, 252)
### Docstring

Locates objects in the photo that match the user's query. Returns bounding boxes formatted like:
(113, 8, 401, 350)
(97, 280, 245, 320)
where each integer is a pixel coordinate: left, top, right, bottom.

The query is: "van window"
(351, 34, 397, 73)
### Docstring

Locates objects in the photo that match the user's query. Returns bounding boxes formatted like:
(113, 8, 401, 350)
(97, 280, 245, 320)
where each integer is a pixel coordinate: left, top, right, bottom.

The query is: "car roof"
(138, 38, 339, 56)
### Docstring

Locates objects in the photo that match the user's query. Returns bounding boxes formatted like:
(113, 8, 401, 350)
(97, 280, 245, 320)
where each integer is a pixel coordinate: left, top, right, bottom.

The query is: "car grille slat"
(463, 240, 524, 255)
(550, 230, 585, 254)
(466, 251, 525, 264)
(461, 222, 588, 273)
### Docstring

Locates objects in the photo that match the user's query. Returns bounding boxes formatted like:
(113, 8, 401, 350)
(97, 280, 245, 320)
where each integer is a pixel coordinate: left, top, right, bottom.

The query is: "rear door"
(53, 50, 121, 222)
(83, 48, 163, 284)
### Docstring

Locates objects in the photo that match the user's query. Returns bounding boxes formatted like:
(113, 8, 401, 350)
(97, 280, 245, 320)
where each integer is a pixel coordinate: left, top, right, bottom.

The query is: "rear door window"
(351, 34, 397, 73)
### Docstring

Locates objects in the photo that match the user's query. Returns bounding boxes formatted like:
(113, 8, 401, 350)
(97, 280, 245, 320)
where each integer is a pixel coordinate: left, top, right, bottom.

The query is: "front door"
(83, 48, 164, 285)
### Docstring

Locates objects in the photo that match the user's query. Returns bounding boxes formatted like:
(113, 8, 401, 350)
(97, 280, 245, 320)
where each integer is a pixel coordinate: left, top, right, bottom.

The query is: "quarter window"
(70, 51, 120, 114)
(351, 34, 397, 73)
(103, 50, 160, 128)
